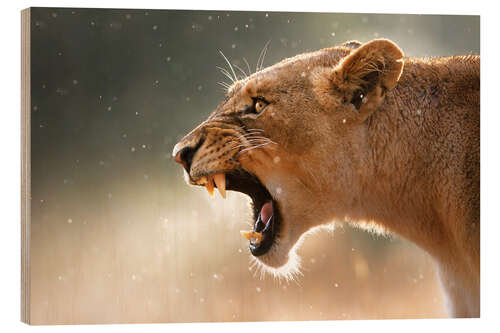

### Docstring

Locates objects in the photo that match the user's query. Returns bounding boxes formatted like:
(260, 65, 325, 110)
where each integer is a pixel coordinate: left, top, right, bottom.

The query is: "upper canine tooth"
(205, 176, 214, 196)
(213, 173, 226, 198)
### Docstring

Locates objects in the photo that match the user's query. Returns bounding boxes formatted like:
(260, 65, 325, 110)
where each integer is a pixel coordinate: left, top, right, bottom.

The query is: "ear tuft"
(335, 39, 404, 91)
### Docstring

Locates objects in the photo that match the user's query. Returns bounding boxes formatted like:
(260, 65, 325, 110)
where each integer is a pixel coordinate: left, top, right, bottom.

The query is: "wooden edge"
(21, 7, 31, 325)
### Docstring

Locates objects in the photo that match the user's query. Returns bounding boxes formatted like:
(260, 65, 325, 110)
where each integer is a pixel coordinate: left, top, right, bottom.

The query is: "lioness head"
(172, 39, 404, 277)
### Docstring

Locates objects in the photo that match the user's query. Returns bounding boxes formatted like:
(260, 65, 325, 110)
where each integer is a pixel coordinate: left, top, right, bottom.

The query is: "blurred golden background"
(29, 8, 478, 324)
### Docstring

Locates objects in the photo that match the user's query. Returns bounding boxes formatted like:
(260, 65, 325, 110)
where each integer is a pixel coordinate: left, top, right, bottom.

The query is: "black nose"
(173, 137, 204, 173)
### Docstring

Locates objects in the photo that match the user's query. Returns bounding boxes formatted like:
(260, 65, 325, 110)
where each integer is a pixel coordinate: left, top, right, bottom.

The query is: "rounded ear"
(335, 39, 404, 92)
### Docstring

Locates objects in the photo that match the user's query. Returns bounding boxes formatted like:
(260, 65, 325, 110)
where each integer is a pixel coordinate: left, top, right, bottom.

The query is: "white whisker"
(219, 50, 238, 83)
(243, 57, 252, 76)
(233, 64, 248, 79)
(259, 40, 271, 71)
(238, 142, 274, 155)
(217, 82, 231, 90)
(217, 66, 236, 83)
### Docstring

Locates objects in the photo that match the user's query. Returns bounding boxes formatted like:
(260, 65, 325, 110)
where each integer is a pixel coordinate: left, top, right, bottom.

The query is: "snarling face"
(172, 39, 404, 278)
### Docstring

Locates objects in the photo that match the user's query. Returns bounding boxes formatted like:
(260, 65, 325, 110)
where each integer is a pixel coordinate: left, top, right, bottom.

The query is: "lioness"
(172, 39, 480, 318)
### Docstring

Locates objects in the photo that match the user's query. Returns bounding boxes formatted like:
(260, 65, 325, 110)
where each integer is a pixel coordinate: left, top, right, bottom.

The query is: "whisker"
(256, 43, 265, 73)
(217, 82, 231, 90)
(238, 142, 274, 155)
(219, 50, 238, 83)
(233, 64, 248, 79)
(244, 128, 265, 133)
(232, 141, 272, 150)
(216, 66, 236, 83)
(259, 40, 271, 71)
(243, 57, 252, 76)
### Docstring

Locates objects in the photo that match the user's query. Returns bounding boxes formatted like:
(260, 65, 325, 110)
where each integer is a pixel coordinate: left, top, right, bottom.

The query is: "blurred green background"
(29, 7, 479, 324)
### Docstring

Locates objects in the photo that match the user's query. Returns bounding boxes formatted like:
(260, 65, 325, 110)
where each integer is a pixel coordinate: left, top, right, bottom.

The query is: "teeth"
(240, 230, 262, 245)
(213, 173, 226, 198)
(205, 176, 214, 196)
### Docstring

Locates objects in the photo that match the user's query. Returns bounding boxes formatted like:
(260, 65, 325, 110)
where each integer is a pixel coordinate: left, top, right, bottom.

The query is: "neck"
(356, 56, 480, 263)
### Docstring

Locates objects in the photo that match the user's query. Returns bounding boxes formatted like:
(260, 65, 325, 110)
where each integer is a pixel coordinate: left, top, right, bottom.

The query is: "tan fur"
(173, 39, 480, 318)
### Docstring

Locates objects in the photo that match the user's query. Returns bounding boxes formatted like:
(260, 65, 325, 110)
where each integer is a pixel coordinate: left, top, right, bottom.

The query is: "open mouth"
(196, 170, 280, 256)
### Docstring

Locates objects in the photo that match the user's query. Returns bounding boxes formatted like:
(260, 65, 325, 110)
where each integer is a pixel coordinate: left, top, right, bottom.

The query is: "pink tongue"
(260, 201, 273, 224)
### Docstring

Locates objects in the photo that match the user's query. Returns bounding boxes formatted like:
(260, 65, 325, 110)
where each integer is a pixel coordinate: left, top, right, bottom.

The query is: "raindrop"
(331, 32, 336, 37)
(72, 79, 78, 85)
(231, 44, 236, 49)
(125, 14, 131, 20)
(131, 147, 136, 152)
(51, 12, 57, 18)
(152, 25, 158, 30)
(131, 274, 137, 280)
(107, 106, 112, 111)
(90, 21, 95, 27)
(234, 26, 239, 31)
(208, 16, 212, 21)
(67, 218, 72, 224)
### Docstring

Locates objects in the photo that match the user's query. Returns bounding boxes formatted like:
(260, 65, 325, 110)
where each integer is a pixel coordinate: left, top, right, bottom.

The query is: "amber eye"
(250, 98, 268, 114)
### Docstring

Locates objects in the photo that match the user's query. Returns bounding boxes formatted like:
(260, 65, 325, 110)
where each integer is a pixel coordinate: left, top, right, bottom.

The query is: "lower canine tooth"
(240, 230, 262, 244)
(205, 177, 214, 196)
(213, 173, 226, 198)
